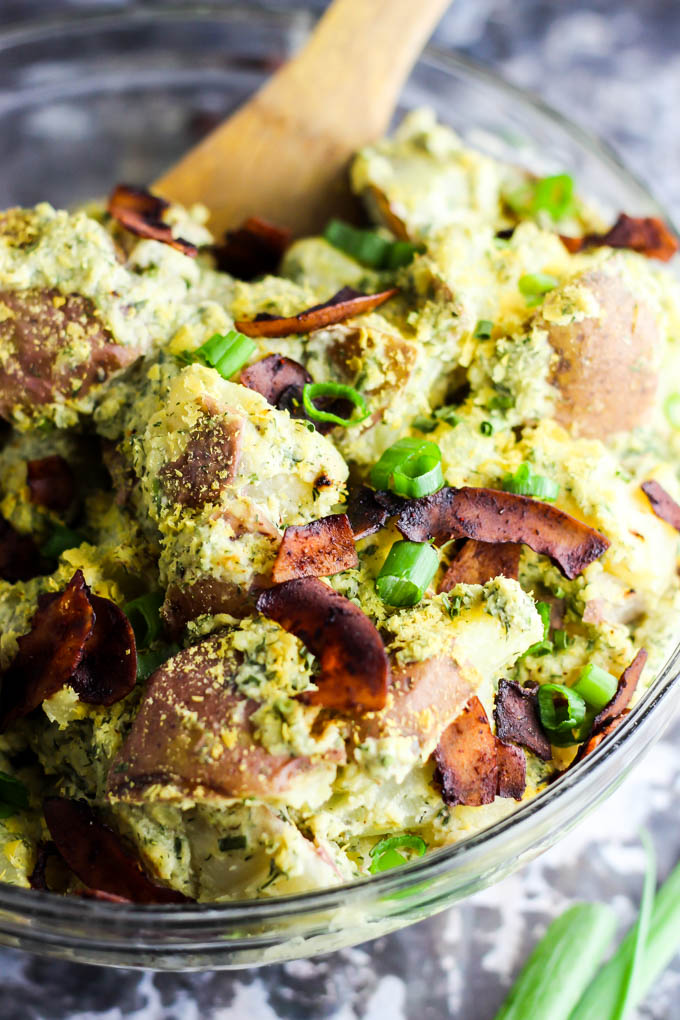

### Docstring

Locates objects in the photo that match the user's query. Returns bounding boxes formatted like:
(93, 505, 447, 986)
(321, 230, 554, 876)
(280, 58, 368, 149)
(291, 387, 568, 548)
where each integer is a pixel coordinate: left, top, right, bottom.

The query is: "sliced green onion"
(503, 462, 560, 501)
(664, 392, 680, 429)
(369, 833, 427, 874)
(573, 663, 618, 712)
(136, 642, 180, 682)
(488, 391, 514, 412)
(474, 319, 494, 339)
(40, 526, 86, 560)
(494, 902, 617, 1020)
(522, 601, 553, 658)
(412, 415, 438, 433)
(375, 541, 438, 607)
(370, 437, 444, 497)
(532, 174, 575, 220)
(519, 272, 559, 307)
(570, 836, 680, 1020)
(554, 629, 572, 650)
(0, 771, 29, 818)
(480, 420, 494, 436)
(537, 683, 587, 735)
(185, 329, 257, 380)
(324, 219, 422, 269)
(433, 406, 460, 426)
(302, 382, 369, 427)
(124, 592, 164, 648)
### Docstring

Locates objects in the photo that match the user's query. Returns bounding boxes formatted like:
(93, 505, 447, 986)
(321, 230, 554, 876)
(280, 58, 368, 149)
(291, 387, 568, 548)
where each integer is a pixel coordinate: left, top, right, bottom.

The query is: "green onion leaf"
(573, 663, 618, 712)
(474, 319, 494, 339)
(503, 462, 560, 501)
(123, 592, 165, 648)
(532, 174, 575, 220)
(488, 392, 515, 412)
(570, 836, 680, 1020)
(412, 415, 438, 433)
(554, 629, 572, 650)
(40, 526, 86, 560)
(376, 541, 439, 607)
(519, 272, 559, 307)
(480, 420, 494, 436)
(136, 643, 180, 682)
(370, 437, 444, 497)
(664, 392, 680, 429)
(0, 771, 29, 817)
(324, 219, 422, 269)
(369, 833, 427, 874)
(537, 683, 587, 735)
(494, 902, 617, 1020)
(184, 329, 256, 380)
(521, 602, 554, 658)
(433, 406, 460, 426)
(612, 830, 656, 1020)
(302, 382, 370, 428)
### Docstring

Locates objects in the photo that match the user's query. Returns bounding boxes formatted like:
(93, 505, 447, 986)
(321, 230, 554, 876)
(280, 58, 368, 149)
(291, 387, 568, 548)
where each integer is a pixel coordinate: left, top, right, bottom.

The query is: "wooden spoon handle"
(156, 0, 451, 236)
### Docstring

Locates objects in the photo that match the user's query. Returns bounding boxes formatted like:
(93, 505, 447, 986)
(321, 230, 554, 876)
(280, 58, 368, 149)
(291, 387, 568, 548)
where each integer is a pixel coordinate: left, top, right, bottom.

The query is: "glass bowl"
(0, 3, 678, 972)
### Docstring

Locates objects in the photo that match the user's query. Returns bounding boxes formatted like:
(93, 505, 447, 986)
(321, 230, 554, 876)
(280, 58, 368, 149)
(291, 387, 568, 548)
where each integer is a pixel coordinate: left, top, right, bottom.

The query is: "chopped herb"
(219, 834, 247, 852)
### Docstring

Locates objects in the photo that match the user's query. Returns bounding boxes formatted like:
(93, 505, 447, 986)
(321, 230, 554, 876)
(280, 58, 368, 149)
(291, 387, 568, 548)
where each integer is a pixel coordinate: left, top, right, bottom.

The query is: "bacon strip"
(439, 540, 521, 592)
(70, 594, 137, 706)
(27, 455, 75, 512)
(593, 648, 647, 733)
(234, 286, 398, 338)
(574, 712, 629, 764)
(433, 696, 499, 806)
(107, 184, 197, 257)
(346, 486, 404, 541)
(0, 514, 48, 582)
(641, 480, 680, 531)
(0, 570, 94, 731)
(496, 740, 527, 800)
(561, 213, 678, 262)
(256, 577, 389, 712)
(212, 216, 291, 280)
(0, 570, 138, 729)
(271, 513, 358, 584)
(494, 679, 552, 761)
(43, 797, 188, 903)
(396, 486, 609, 580)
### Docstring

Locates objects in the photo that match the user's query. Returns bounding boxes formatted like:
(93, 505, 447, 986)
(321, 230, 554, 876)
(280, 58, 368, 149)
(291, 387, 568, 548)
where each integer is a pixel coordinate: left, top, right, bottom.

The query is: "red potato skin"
(43, 797, 188, 903)
(539, 269, 660, 438)
(240, 354, 312, 407)
(0, 288, 139, 421)
(159, 415, 242, 511)
(357, 656, 473, 751)
(271, 513, 358, 583)
(256, 577, 389, 712)
(27, 455, 75, 512)
(234, 286, 398, 338)
(107, 635, 344, 802)
(397, 486, 610, 580)
(439, 540, 520, 592)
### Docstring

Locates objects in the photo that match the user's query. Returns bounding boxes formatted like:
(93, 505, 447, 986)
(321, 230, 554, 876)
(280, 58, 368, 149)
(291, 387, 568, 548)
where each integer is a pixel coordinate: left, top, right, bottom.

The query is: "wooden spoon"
(155, 0, 451, 238)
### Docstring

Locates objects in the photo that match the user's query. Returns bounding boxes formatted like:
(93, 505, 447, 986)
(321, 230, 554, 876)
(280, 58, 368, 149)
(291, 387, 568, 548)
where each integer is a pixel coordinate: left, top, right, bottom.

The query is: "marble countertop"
(2, 1, 680, 1017)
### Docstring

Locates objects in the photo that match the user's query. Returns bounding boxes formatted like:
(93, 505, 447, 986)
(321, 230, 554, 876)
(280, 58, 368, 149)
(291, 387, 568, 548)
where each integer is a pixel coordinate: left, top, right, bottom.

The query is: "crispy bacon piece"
(240, 354, 312, 406)
(107, 635, 344, 802)
(107, 184, 197, 257)
(70, 594, 137, 706)
(641, 480, 680, 531)
(0, 570, 138, 728)
(396, 486, 610, 580)
(43, 797, 188, 903)
(496, 740, 527, 800)
(433, 696, 499, 806)
(0, 514, 48, 582)
(574, 712, 629, 764)
(234, 286, 398, 338)
(439, 540, 521, 592)
(561, 213, 678, 262)
(271, 513, 358, 584)
(494, 679, 552, 761)
(256, 577, 389, 712)
(593, 648, 647, 733)
(212, 216, 291, 279)
(346, 486, 403, 540)
(27, 455, 75, 512)
(0, 570, 94, 731)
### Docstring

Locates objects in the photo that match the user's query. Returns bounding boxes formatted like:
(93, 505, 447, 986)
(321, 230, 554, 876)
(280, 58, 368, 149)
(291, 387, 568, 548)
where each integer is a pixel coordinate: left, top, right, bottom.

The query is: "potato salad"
(0, 110, 679, 903)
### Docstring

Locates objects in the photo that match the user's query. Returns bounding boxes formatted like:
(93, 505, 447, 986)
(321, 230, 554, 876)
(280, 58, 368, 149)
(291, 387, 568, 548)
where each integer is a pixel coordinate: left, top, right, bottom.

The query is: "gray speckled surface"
(2, 1, 680, 1016)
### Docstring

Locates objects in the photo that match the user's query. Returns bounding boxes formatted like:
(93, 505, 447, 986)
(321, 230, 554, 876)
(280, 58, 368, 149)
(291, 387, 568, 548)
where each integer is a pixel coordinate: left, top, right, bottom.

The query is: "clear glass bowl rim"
(0, 1, 678, 932)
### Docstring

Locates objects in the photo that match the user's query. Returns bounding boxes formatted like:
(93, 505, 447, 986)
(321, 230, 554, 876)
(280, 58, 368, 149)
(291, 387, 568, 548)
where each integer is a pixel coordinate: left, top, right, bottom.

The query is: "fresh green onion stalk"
(573, 663, 618, 712)
(519, 272, 559, 307)
(301, 382, 370, 427)
(375, 541, 439, 606)
(370, 437, 444, 498)
(503, 462, 560, 501)
(324, 218, 422, 269)
(369, 834, 427, 874)
(537, 683, 587, 736)
(183, 329, 256, 380)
